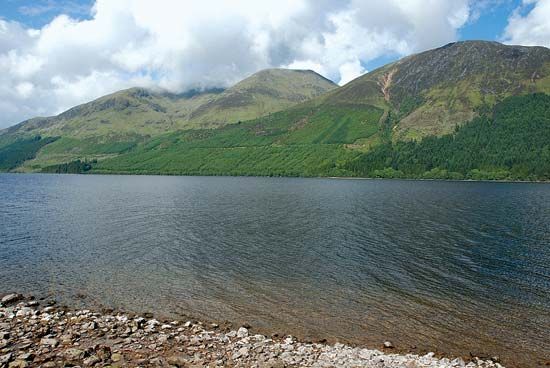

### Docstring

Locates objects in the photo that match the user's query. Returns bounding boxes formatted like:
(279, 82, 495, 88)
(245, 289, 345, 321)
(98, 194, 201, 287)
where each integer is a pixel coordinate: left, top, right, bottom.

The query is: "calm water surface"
(0, 174, 549, 366)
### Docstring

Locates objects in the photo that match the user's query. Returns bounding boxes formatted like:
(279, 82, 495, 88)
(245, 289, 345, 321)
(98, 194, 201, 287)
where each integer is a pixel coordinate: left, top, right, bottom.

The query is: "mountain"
(324, 40, 550, 140)
(0, 68, 336, 171)
(2, 87, 222, 139)
(3, 68, 336, 139)
(1, 40, 550, 181)
(189, 69, 337, 128)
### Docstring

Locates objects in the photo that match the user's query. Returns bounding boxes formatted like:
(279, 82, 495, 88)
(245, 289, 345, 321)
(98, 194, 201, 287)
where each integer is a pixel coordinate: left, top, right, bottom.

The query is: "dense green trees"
(42, 160, 95, 174)
(0, 136, 58, 171)
(347, 94, 550, 181)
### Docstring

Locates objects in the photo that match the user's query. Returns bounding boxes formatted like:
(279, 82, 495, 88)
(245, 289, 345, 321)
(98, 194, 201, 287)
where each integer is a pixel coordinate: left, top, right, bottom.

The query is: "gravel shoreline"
(0, 293, 504, 368)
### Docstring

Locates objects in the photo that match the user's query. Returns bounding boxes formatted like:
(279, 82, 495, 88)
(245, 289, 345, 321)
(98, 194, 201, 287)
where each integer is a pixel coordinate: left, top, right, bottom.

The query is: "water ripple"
(0, 174, 549, 367)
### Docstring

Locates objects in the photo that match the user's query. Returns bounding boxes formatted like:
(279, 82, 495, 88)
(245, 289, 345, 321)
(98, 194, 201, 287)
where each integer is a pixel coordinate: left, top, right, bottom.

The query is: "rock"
(111, 353, 122, 362)
(0, 353, 13, 365)
(1, 294, 22, 306)
(40, 338, 59, 347)
(64, 348, 85, 361)
(167, 354, 191, 367)
(280, 351, 293, 361)
(95, 345, 111, 361)
(60, 335, 74, 345)
(149, 357, 164, 365)
(237, 327, 249, 338)
(83, 355, 101, 366)
(83, 321, 98, 330)
(451, 357, 466, 367)
(260, 358, 286, 368)
(15, 353, 33, 362)
(0, 293, 504, 368)
(232, 347, 249, 360)
(8, 360, 28, 368)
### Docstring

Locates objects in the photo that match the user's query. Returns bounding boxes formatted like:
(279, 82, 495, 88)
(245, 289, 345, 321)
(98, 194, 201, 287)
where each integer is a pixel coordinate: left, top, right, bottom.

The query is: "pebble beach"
(0, 293, 505, 368)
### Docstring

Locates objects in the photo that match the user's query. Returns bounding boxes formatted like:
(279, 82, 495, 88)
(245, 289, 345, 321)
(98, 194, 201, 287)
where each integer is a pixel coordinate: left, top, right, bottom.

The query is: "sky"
(0, 0, 549, 129)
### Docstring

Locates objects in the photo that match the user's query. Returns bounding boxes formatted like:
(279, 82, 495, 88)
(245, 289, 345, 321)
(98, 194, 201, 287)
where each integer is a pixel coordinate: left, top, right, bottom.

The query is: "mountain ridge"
(1, 40, 550, 181)
(2, 68, 336, 138)
(322, 40, 550, 140)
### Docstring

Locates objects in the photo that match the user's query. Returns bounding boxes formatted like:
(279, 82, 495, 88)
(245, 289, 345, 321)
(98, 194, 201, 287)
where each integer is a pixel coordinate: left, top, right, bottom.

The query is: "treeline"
(0, 136, 58, 171)
(42, 159, 96, 174)
(347, 93, 550, 181)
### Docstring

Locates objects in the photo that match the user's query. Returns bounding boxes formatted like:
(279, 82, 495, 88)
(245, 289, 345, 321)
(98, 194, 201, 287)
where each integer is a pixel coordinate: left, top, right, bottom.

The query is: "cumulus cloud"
(0, 0, 476, 128)
(502, 0, 550, 47)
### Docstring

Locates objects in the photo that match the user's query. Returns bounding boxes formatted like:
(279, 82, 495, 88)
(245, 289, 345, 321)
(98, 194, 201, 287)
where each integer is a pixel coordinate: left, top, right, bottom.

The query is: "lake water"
(0, 174, 549, 366)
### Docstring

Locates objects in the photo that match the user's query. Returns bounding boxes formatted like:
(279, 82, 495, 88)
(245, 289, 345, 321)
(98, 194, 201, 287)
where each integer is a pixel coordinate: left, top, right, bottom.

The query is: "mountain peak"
(325, 41, 550, 140)
(187, 67, 337, 126)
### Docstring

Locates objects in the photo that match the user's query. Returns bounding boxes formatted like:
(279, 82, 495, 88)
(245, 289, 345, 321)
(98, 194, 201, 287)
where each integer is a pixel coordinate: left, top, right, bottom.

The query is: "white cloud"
(0, 0, 477, 128)
(338, 60, 366, 85)
(16, 82, 34, 98)
(502, 0, 550, 47)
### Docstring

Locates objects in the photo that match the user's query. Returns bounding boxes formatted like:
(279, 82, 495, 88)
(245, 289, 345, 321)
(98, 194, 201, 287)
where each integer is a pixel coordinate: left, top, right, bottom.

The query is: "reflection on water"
(0, 174, 549, 367)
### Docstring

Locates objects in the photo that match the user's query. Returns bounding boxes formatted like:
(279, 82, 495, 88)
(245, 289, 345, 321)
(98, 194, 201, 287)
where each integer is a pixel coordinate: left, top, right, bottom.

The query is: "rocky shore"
(0, 293, 504, 368)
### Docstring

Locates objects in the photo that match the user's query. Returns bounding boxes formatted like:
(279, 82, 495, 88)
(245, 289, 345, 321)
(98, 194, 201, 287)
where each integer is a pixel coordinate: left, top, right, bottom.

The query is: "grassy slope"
(92, 94, 550, 180)
(0, 69, 336, 171)
(2, 88, 220, 139)
(188, 69, 337, 128)
(93, 104, 383, 176)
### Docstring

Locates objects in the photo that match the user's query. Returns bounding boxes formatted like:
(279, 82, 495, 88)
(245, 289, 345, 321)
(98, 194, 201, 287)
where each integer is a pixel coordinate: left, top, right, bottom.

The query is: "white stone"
(237, 327, 249, 338)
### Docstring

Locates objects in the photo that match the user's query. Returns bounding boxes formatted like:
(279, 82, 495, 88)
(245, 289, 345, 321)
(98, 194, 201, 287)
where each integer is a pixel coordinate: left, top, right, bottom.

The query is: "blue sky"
(1, 0, 94, 28)
(364, 0, 523, 70)
(0, 0, 547, 128)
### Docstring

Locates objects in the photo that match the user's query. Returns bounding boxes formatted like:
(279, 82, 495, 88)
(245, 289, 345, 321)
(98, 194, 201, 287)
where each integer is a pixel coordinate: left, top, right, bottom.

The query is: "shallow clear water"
(0, 174, 549, 366)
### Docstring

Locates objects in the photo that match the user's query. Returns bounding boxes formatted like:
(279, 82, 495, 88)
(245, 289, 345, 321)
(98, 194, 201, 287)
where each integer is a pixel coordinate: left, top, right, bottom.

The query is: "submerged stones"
(0, 295, 22, 306)
(0, 294, 506, 368)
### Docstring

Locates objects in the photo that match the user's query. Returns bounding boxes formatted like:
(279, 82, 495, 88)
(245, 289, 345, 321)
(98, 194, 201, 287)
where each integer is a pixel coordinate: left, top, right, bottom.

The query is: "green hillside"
(0, 68, 336, 171)
(189, 69, 338, 128)
(323, 41, 550, 142)
(89, 103, 382, 177)
(1, 41, 550, 181)
(83, 93, 549, 181)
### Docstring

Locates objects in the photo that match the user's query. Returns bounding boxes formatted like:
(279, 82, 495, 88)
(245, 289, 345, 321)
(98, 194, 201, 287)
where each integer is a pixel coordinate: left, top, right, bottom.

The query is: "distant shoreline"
(2, 170, 550, 184)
